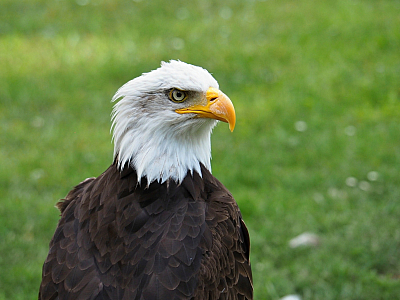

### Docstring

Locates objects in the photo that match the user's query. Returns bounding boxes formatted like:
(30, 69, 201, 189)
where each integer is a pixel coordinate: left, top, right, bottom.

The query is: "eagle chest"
(55, 167, 240, 299)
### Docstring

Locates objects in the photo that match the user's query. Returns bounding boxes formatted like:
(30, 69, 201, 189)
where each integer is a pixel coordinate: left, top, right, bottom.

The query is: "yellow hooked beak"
(175, 87, 236, 132)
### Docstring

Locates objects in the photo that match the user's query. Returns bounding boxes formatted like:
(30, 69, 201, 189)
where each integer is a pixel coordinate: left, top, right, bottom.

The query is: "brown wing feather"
(39, 163, 252, 300)
(193, 165, 253, 300)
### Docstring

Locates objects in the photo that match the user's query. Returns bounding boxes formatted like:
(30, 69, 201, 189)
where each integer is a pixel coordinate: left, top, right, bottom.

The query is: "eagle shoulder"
(55, 177, 96, 213)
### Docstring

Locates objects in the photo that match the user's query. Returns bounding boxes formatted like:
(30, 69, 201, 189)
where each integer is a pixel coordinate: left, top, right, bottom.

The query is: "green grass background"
(1, 0, 400, 299)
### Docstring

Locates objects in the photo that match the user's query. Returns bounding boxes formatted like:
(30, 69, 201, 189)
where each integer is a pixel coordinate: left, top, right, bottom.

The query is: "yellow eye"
(169, 89, 187, 103)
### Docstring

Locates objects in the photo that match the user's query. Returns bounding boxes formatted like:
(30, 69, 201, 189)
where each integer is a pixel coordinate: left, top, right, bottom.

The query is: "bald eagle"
(39, 60, 253, 300)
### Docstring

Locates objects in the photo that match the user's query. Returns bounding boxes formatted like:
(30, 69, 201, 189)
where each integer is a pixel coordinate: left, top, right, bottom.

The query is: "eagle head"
(111, 60, 235, 184)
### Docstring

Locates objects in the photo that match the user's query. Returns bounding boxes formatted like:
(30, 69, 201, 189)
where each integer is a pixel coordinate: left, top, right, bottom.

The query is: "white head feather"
(111, 60, 220, 184)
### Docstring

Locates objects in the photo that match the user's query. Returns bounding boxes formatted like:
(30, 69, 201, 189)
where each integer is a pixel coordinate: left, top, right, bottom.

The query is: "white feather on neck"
(112, 101, 216, 184)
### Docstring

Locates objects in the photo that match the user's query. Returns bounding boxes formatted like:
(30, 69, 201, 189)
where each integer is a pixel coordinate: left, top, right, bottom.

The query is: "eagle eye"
(169, 88, 188, 103)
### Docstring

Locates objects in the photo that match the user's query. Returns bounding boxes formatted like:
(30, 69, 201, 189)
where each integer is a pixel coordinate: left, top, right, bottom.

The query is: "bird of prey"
(39, 60, 253, 300)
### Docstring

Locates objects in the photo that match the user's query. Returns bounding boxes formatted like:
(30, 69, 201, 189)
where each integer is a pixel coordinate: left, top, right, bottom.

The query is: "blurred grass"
(1, 0, 400, 299)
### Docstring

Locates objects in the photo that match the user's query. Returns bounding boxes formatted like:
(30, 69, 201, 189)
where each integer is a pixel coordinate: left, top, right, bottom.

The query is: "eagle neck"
(113, 119, 215, 185)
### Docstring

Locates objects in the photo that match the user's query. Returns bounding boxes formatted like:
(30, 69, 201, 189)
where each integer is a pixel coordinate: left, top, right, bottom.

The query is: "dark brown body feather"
(39, 163, 252, 300)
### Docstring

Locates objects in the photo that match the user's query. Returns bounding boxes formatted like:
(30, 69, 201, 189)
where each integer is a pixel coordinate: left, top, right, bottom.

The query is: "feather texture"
(39, 163, 252, 300)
